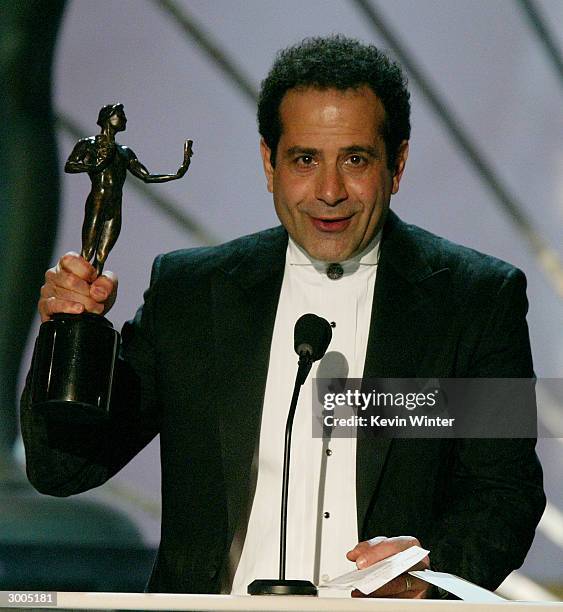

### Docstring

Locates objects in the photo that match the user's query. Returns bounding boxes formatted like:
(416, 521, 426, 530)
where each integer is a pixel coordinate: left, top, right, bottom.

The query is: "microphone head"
(294, 314, 332, 362)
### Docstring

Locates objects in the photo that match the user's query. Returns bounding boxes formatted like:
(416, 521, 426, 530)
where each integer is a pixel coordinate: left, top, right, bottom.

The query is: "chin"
(306, 244, 353, 262)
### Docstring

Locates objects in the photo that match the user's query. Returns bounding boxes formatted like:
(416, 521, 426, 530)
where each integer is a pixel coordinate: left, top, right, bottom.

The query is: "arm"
(127, 139, 193, 183)
(423, 268, 545, 589)
(64, 137, 115, 174)
(20, 255, 162, 496)
(20, 353, 158, 496)
(347, 267, 545, 597)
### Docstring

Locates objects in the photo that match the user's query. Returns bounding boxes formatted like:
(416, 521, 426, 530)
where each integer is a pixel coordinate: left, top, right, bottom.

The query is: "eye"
(345, 154, 367, 167)
(295, 154, 315, 167)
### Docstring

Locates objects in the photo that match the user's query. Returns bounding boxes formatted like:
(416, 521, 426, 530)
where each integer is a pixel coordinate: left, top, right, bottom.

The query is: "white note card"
(409, 569, 505, 602)
(321, 545, 429, 595)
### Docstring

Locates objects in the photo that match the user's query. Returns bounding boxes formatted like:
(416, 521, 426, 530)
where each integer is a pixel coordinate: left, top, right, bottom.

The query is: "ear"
(391, 140, 409, 195)
(260, 138, 274, 193)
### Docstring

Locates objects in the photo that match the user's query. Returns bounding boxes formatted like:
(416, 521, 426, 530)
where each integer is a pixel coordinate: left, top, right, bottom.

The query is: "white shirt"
(230, 233, 380, 594)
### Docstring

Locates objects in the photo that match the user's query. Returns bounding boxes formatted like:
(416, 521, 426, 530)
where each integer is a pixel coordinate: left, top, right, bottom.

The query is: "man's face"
(261, 86, 408, 261)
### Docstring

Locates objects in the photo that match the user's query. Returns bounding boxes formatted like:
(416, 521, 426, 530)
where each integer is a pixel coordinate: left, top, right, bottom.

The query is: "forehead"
(278, 86, 386, 144)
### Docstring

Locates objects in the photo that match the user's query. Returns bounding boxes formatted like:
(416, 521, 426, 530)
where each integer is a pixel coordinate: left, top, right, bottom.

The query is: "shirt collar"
(287, 231, 381, 276)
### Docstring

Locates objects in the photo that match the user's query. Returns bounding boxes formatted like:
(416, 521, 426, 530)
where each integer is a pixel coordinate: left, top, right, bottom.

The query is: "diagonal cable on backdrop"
(516, 0, 563, 89)
(352, 0, 563, 300)
(56, 112, 219, 246)
(153, 0, 259, 104)
(56, 0, 258, 247)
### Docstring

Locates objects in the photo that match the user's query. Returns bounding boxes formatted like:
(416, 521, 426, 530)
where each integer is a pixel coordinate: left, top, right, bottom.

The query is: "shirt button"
(326, 448, 332, 456)
(324, 511, 330, 518)
(326, 263, 343, 280)
(322, 574, 330, 582)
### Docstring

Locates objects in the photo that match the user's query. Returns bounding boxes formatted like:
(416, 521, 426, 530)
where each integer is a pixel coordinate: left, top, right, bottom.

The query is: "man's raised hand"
(39, 252, 118, 323)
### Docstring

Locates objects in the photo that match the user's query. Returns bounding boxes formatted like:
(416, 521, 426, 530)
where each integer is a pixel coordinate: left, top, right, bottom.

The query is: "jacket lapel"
(356, 211, 452, 536)
(212, 227, 288, 545)
(208, 217, 453, 546)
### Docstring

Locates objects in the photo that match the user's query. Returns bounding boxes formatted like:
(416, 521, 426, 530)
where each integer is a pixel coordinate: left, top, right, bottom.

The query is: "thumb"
(90, 269, 118, 311)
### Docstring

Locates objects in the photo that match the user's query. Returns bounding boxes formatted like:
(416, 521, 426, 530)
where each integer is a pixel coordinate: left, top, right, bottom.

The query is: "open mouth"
(310, 215, 353, 232)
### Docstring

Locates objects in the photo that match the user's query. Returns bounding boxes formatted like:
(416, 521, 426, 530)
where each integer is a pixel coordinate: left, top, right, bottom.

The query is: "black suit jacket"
(21, 211, 545, 594)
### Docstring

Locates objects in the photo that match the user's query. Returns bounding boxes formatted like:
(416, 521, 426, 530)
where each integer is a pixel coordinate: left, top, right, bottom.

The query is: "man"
(64, 103, 193, 275)
(21, 36, 544, 598)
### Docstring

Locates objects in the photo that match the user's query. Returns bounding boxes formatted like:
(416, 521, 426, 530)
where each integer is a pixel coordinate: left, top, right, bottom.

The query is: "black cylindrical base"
(30, 313, 120, 422)
(247, 579, 317, 596)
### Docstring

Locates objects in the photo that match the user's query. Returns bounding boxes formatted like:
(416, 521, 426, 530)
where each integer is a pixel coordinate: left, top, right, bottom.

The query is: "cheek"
(274, 174, 308, 211)
(353, 174, 389, 210)
(352, 185, 379, 212)
(348, 173, 377, 198)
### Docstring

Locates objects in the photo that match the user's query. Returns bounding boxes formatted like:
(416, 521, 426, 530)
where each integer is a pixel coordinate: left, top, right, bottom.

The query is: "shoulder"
(70, 136, 97, 152)
(119, 145, 137, 160)
(148, 226, 283, 287)
(388, 213, 526, 295)
(382, 213, 533, 377)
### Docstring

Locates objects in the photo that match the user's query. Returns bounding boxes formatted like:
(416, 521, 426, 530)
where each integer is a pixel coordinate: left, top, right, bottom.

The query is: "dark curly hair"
(258, 35, 410, 169)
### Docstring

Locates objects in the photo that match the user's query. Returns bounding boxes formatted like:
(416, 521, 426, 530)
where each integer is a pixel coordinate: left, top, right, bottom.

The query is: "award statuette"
(31, 103, 193, 422)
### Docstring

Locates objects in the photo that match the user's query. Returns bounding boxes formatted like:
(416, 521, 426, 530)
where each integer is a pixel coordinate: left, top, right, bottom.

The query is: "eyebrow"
(284, 145, 381, 158)
(340, 145, 381, 158)
(285, 146, 318, 157)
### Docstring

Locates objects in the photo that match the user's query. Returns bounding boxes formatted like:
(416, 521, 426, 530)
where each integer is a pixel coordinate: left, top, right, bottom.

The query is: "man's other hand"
(39, 252, 118, 322)
(346, 535, 430, 599)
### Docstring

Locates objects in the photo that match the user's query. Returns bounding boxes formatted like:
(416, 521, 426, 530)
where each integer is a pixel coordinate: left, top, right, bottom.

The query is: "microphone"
(248, 314, 332, 597)
(294, 314, 332, 386)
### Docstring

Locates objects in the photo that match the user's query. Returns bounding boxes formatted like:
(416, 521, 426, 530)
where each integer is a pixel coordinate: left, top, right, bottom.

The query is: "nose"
(315, 165, 348, 206)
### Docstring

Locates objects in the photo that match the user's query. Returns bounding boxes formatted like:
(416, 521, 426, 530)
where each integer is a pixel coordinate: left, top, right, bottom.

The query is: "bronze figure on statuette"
(64, 103, 193, 275)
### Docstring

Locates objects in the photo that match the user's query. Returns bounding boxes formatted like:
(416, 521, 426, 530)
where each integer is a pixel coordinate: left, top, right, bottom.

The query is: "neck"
(100, 126, 116, 142)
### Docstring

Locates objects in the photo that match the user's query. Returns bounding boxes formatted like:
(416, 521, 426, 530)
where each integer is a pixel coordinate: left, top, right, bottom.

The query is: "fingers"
(45, 257, 93, 301)
(352, 574, 428, 599)
(40, 297, 84, 322)
(38, 252, 118, 322)
(346, 536, 386, 563)
(346, 535, 430, 600)
(40, 281, 104, 313)
(347, 536, 427, 570)
(58, 251, 97, 282)
(373, 574, 427, 597)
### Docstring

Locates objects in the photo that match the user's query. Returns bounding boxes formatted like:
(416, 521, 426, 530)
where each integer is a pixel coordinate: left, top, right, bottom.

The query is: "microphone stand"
(248, 353, 317, 596)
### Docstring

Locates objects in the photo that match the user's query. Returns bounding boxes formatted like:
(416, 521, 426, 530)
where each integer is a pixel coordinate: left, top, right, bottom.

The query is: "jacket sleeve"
(20, 256, 164, 497)
(425, 267, 546, 591)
